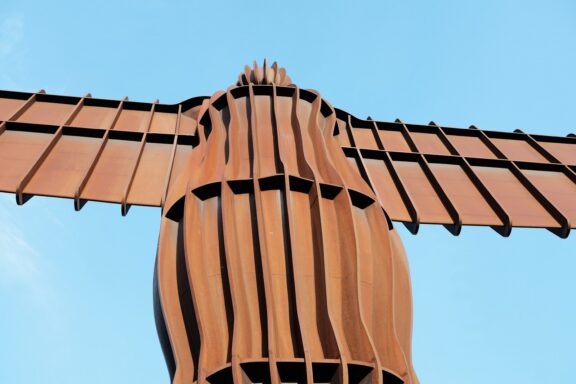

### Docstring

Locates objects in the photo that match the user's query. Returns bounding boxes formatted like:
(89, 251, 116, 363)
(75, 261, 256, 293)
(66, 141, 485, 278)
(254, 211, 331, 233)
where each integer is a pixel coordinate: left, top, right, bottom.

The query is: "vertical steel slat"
(269, 85, 285, 175)
(281, 173, 313, 384)
(160, 104, 183, 206)
(347, 192, 385, 384)
(345, 115, 357, 148)
(248, 83, 281, 384)
(311, 183, 349, 384)
(274, 93, 312, 383)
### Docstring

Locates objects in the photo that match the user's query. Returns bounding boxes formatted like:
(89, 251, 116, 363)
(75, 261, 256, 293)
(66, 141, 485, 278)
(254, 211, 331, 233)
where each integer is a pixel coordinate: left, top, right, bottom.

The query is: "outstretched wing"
(0, 90, 206, 213)
(334, 109, 576, 237)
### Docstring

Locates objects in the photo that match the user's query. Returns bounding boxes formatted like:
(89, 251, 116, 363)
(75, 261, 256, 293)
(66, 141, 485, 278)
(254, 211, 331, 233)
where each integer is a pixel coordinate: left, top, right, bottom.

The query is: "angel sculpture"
(1, 61, 574, 384)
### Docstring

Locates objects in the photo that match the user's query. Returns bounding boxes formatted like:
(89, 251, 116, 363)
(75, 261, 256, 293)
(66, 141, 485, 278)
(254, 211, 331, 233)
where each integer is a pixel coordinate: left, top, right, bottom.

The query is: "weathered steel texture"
(155, 74, 415, 383)
(1, 82, 574, 235)
(1, 61, 575, 384)
(0, 90, 205, 211)
(337, 113, 576, 237)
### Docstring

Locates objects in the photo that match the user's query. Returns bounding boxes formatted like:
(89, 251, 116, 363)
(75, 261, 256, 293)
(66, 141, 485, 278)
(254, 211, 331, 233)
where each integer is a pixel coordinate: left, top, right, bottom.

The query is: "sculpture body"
(1, 61, 574, 384)
(155, 77, 417, 383)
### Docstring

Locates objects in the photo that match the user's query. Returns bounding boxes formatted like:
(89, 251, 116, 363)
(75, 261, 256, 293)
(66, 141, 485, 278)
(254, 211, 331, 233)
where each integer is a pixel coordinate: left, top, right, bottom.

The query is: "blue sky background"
(0, 1, 575, 383)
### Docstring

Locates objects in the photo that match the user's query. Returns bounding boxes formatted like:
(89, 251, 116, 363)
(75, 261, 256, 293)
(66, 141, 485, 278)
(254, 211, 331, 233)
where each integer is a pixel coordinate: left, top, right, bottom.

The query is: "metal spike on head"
(237, 59, 293, 86)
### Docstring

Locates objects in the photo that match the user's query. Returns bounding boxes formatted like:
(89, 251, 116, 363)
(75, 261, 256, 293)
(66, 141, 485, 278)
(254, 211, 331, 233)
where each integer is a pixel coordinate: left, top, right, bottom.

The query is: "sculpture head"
(236, 59, 294, 87)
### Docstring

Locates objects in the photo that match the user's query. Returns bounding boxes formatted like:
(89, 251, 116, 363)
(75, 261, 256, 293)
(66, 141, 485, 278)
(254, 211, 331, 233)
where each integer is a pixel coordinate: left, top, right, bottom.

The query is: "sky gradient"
(1, 1, 575, 383)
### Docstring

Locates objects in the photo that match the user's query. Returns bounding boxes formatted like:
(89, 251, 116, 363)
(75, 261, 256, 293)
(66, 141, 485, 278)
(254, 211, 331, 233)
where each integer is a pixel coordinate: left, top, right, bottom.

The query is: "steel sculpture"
(1, 61, 575, 384)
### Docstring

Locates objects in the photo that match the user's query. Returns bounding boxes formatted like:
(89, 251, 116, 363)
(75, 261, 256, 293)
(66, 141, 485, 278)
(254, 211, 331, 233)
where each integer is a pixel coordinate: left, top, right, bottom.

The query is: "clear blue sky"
(1, 1, 575, 383)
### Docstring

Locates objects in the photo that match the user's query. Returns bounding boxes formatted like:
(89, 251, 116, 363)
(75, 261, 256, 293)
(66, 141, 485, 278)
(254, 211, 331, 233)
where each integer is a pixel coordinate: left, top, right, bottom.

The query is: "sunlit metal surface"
(1, 61, 574, 383)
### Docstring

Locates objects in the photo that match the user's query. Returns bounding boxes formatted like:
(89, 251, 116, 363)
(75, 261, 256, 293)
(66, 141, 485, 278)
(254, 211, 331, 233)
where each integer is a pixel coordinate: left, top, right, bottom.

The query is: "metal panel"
(375, 122, 412, 152)
(17, 101, 75, 125)
(127, 139, 175, 206)
(0, 91, 203, 207)
(363, 157, 411, 221)
(392, 159, 452, 224)
(445, 133, 498, 159)
(113, 108, 151, 131)
(336, 119, 352, 147)
(410, 132, 451, 155)
(80, 137, 143, 203)
(337, 114, 576, 232)
(179, 114, 197, 135)
(24, 133, 104, 198)
(150, 111, 178, 134)
(70, 105, 118, 129)
(351, 127, 379, 150)
(166, 141, 194, 197)
(520, 168, 576, 224)
(0, 98, 27, 120)
(427, 162, 502, 226)
(471, 165, 559, 228)
(0, 127, 55, 192)
(491, 137, 549, 163)
(538, 141, 576, 165)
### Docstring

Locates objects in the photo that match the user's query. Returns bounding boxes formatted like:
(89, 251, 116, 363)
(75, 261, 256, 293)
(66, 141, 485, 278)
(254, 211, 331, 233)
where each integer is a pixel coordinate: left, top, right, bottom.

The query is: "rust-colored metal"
(1, 61, 575, 383)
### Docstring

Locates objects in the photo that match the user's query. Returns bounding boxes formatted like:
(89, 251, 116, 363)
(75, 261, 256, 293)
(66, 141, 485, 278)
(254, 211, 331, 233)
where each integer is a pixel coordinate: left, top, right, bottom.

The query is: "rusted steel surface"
(1, 61, 575, 383)
(1, 83, 574, 234)
(0, 90, 204, 210)
(155, 63, 415, 384)
(337, 114, 576, 236)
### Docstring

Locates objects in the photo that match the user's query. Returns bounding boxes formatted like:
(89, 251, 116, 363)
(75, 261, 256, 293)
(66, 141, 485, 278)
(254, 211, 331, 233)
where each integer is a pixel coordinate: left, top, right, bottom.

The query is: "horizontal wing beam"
(0, 90, 205, 213)
(336, 112, 576, 237)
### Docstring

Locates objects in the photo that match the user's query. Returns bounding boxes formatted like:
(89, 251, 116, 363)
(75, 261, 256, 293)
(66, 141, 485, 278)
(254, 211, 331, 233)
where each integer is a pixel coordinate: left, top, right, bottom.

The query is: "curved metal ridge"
(206, 360, 405, 384)
(156, 83, 419, 383)
(183, 178, 376, 207)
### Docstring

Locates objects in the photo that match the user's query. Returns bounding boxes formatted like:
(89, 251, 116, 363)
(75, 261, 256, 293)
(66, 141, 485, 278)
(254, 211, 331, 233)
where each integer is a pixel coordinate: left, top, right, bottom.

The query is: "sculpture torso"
(155, 63, 418, 384)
